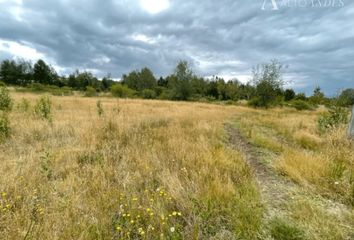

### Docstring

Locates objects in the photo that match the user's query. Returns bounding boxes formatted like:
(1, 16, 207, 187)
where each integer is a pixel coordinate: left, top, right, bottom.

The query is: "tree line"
(0, 58, 353, 108)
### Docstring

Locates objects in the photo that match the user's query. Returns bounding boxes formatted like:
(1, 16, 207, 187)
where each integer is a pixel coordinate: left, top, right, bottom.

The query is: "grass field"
(0, 93, 353, 239)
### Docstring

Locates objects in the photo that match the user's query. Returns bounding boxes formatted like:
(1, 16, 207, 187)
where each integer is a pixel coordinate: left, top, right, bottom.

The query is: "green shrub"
(111, 84, 135, 98)
(290, 100, 313, 111)
(50, 86, 73, 96)
(34, 96, 52, 121)
(0, 114, 10, 141)
(16, 98, 31, 112)
(269, 218, 306, 240)
(318, 106, 349, 133)
(29, 83, 46, 92)
(96, 100, 104, 117)
(77, 151, 104, 166)
(141, 89, 156, 99)
(158, 89, 172, 100)
(0, 86, 12, 112)
(40, 151, 53, 180)
(85, 86, 97, 97)
(248, 97, 266, 108)
(16, 83, 73, 96)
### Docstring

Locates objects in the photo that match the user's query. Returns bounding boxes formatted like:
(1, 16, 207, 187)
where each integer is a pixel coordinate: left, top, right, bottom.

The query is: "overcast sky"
(0, 0, 353, 95)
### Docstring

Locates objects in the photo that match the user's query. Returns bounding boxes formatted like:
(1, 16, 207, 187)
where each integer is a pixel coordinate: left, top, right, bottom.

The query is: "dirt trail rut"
(225, 124, 297, 219)
(225, 123, 352, 222)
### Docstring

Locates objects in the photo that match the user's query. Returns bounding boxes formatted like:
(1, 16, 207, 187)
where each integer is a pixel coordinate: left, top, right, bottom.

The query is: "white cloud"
(131, 34, 158, 44)
(0, 39, 45, 61)
(140, 0, 170, 14)
(93, 56, 111, 65)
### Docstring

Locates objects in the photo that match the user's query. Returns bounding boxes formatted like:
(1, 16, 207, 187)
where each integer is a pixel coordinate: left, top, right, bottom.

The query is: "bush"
(50, 86, 73, 96)
(0, 114, 10, 141)
(96, 100, 104, 117)
(318, 106, 349, 133)
(141, 89, 156, 99)
(111, 84, 135, 98)
(290, 100, 313, 111)
(28, 83, 46, 92)
(34, 96, 52, 121)
(40, 151, 53, 180)
(284, 89, 296, 101)
(269, 218, 306, 240)
(158, 89, 172, 100)
(338, 88, 354, 106)
(248, 97, 266, 108)
(16, 83, 73, 96)
(0, 86, 12, 112)
(85, 86, 97, 97)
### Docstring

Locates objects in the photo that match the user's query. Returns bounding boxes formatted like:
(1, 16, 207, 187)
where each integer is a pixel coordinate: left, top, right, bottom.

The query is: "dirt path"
(225, 124, 297, 219)
(225, 123, 353, 224)
(224, 120, 354, 240)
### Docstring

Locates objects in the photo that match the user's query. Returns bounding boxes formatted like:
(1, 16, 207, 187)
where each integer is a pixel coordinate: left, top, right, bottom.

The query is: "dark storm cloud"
(0, 0, 353, 94)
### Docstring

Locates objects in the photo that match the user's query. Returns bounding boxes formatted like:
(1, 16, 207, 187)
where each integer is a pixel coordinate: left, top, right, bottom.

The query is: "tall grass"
(0, 93, 262, 239)
(233, 107, 354, 239)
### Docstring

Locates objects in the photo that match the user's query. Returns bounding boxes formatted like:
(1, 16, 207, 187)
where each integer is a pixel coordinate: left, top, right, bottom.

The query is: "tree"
(168, 61, 193, 100)
(122, 67, 156, 91)
(338, 88, 354, 106)
(139, 67, 157, 90)
(157, 77, 168, 87)
(250, 59, 285, 107)
(310, 86, 325, 105)
(67, 71, 78, 89)
(102, 74, 115, 91)
(0, 60, 19, 85)
(217, 78, 227, 100)
(284, 89, 296, 101)
(206, 80, 219, 99)
(121, 71, 140, 90)
(33, 59, 56, 85)
(237, 83, 255, 100)
(225, 80, 240, 101)
(191, 76, 207, 98)
(295, 93, 307, 101)
(0, 59, 32, 85)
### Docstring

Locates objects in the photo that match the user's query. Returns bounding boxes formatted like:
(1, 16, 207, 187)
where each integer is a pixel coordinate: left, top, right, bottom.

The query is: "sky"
(0, 0, 353, 95)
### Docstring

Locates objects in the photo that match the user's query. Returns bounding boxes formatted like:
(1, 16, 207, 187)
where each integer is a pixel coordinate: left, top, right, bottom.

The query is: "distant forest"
(1, 58, 353, 108)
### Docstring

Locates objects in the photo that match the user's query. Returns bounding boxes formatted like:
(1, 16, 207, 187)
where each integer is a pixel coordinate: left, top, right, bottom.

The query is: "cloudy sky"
(0, 0, 353, 95)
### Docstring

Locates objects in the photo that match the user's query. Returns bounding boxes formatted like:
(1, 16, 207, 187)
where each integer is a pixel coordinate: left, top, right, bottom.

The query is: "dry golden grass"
(1, 92, 353, 239)
(234, 108, 354, 204)
(232, 107, 354, 239)
(0, 93, 262, 239)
